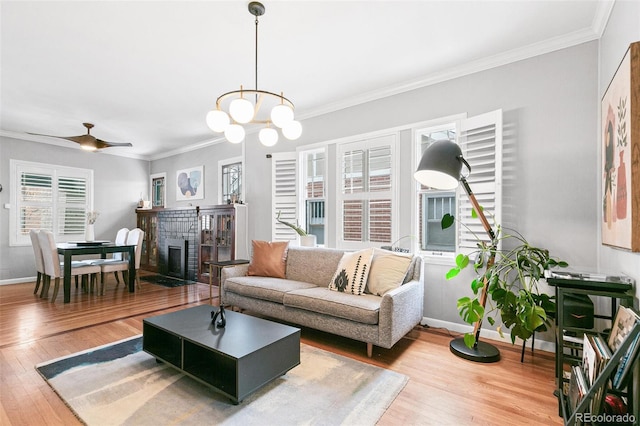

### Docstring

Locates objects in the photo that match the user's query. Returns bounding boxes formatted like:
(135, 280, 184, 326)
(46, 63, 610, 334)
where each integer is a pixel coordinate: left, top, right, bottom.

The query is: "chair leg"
(100, 272, 106, 295)
(135, 271, 141, 290)
(51, 277, 60, 302)
(114, 271, 120, 284)
(40, 275, 50, 299)
(75, 275, 79, 289)
(34, 272, 42, 294)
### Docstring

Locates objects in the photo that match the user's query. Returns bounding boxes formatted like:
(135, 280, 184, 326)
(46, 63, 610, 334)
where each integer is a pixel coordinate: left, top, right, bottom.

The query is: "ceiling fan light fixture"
(80, 143, 98, 151)
(207, 2, 301, 146)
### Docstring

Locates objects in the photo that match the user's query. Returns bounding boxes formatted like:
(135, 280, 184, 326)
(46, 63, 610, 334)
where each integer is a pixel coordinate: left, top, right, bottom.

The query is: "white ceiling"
(1, 1, 612, 160)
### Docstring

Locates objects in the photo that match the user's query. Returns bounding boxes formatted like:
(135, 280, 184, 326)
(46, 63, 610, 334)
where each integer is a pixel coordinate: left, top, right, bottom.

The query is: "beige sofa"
(221, 246, 424, 357)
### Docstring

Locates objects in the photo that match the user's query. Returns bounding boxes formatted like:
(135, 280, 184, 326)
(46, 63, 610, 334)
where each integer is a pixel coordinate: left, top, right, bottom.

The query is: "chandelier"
(206, 1, 302, 146)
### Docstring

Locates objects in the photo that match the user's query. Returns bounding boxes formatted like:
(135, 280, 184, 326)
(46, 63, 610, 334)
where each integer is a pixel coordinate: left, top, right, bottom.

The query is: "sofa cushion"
(284, 287, 381, 324)
(285, 246, 345, 286)
(328, 248, 374, 295)
(225, 276, 316, 304)
(366, 248, 414, 296)
(247, 240, 289, 278)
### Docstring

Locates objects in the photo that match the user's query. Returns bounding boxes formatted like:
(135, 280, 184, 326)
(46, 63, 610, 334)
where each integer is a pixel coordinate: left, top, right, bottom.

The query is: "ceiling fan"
(28, 122, 133, 151)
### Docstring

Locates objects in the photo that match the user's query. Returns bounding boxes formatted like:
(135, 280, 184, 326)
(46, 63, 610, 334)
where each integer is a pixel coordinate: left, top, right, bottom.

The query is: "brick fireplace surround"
(156, 208, 198, 281)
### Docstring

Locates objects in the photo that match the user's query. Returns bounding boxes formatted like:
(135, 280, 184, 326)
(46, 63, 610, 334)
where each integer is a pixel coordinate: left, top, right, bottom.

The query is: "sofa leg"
(367, 343, 373, 358)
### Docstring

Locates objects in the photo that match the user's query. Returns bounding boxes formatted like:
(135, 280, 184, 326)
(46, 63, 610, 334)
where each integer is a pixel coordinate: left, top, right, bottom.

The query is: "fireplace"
(166, 238, 188, 280)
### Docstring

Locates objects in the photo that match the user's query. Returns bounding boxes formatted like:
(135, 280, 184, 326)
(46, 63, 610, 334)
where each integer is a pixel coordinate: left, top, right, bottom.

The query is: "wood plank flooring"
(0, 274, 562, 425)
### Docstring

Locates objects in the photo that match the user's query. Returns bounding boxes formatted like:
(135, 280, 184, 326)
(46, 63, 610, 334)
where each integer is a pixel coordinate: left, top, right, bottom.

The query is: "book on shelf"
(582, 334, 611, 414)
(569, 365, 587, 413)
(612, 331, 640, 389)
(608, 306, 640, 390)
(608, 306, 640, 352)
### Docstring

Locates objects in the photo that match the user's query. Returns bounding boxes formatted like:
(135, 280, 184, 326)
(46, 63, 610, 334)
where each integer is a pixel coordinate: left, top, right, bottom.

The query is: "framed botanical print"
(601, 42, 640, 251)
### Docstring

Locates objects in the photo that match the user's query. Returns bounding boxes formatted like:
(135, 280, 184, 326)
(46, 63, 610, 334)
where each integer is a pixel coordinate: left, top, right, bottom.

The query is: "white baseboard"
(421, 316, 555, 354)
(0, 277, 35, 286)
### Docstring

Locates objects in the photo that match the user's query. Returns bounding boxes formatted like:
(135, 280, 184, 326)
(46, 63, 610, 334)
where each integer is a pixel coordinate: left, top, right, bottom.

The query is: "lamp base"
(450, 337, 500, 363)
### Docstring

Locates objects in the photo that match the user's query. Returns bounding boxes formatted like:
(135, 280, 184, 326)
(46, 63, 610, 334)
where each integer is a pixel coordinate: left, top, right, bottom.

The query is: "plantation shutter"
(457, 109, 502, 253)
(19, 171, 54, 235)
(11, 160, 92, 245)
(337, 135, 395, 249)
(57, 176, 88, 235)
(271, 152, 299, 242)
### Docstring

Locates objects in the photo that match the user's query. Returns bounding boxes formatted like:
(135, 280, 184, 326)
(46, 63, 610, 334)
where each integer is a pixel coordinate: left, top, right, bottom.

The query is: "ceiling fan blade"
(28, 124, 132, 150)
(95, 139, 133, 149)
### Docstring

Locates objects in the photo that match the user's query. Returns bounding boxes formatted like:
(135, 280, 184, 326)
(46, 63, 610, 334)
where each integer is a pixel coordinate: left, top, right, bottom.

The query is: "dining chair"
(37, 230, 101, 301)
(29, 229, 46, 295)
(98, 228, 145, 295)
(87, 227, 129, 283)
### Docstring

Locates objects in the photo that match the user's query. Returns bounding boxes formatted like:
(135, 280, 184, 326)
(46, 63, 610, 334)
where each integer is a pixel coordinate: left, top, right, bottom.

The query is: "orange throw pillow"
(247, 240, 289, 278)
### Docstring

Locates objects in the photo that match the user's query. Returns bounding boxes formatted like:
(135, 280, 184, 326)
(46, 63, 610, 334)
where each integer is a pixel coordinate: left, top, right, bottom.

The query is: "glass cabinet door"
(215, 210, 234, 262)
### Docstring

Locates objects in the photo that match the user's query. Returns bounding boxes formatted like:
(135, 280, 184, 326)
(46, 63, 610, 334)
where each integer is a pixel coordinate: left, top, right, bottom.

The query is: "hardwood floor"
(0, 274, 562, 425)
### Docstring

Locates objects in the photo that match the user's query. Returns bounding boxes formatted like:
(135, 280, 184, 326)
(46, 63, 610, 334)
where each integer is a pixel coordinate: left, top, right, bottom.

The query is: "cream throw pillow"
(366, 248, 413, 296)
(328, 248, 374, 295)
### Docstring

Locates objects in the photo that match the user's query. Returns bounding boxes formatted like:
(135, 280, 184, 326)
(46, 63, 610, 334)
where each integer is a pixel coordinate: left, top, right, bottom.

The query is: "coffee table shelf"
(143, 304, 300, 403)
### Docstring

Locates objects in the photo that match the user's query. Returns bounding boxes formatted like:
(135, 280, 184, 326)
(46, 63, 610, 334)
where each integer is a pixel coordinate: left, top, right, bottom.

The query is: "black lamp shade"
(414, 140, 463, 190)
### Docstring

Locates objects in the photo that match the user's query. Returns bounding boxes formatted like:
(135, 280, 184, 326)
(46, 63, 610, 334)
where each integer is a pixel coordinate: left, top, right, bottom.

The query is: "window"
(302, 149, 325, 245)
(415, 110, 502, 256)
(338, 135, 396, 248)
(219, 158, 243, 204)
(416, 126, 457, 253)
(150, 173, 166, 207)
(10, 160, 93, 246)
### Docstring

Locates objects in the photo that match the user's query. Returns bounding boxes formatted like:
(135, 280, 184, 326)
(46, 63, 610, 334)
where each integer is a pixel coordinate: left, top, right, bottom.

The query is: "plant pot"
(299, 235, 316, 247)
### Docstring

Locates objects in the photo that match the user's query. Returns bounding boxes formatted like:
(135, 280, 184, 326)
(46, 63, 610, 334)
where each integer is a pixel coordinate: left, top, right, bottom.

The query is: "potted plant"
(442, 211, 568, 348)
(276, 211, 316, 247)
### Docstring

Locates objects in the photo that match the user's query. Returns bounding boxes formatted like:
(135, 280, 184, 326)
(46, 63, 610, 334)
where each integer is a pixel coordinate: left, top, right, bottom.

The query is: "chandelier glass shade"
(206, 2, 302, 146)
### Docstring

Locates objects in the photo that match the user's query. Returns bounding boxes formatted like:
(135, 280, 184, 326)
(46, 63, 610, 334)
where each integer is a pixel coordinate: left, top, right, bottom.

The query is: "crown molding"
(298, 26, 601, 121)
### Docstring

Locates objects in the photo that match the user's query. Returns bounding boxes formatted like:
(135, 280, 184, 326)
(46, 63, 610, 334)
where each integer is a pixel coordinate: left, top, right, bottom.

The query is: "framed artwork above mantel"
(601, 41, 640, 252)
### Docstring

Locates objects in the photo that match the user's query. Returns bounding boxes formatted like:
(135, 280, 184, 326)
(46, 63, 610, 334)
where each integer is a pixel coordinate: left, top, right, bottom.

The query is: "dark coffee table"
(143, 304, 300, 403)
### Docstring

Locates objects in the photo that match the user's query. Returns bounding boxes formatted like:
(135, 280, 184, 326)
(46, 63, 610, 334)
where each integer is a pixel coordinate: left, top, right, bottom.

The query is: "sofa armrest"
(377, 277, 424, 348)
(220, 264, 250, 300)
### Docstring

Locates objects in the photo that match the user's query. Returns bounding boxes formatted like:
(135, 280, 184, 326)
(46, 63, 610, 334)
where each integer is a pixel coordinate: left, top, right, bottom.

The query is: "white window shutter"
(458, 110, 502, 253)
(272, 152, 299, 242)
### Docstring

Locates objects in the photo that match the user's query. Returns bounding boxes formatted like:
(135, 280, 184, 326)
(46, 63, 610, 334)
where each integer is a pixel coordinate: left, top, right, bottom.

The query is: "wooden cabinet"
(197, 204, 248, 283)
(136, 208, 161, 272)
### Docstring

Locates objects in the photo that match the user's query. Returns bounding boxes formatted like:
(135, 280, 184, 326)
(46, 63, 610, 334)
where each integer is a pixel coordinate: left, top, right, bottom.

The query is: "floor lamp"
(414, 140, 500, 363)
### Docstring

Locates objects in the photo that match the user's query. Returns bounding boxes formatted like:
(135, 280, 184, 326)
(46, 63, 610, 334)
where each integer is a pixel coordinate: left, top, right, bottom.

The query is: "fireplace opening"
(166, 238, 188, 280)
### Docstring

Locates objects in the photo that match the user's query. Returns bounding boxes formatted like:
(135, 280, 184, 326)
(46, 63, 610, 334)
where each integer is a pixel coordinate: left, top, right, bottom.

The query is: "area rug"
(140, 274, 195, 288)
(36, 336, 407, 425)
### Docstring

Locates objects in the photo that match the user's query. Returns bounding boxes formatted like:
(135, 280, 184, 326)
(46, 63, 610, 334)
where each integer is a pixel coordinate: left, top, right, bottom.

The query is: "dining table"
(56, 241, 136, 303)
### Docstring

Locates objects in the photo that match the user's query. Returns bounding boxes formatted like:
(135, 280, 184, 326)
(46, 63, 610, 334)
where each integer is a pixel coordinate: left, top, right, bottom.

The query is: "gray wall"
(241, 41, 599, 328)
(150, 141, 242, 207)
(0, 136, 149, 280)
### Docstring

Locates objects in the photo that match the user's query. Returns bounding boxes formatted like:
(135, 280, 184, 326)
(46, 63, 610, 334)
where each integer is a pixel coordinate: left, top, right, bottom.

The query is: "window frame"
(218, 156, 244, 205)
(9, 159, 94, 246)
(336, 134, 398, 250)
(413, 110, 502, 262)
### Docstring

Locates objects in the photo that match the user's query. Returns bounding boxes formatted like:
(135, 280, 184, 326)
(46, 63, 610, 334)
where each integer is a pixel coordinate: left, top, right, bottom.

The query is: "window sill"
(420, 251, 456, 266)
